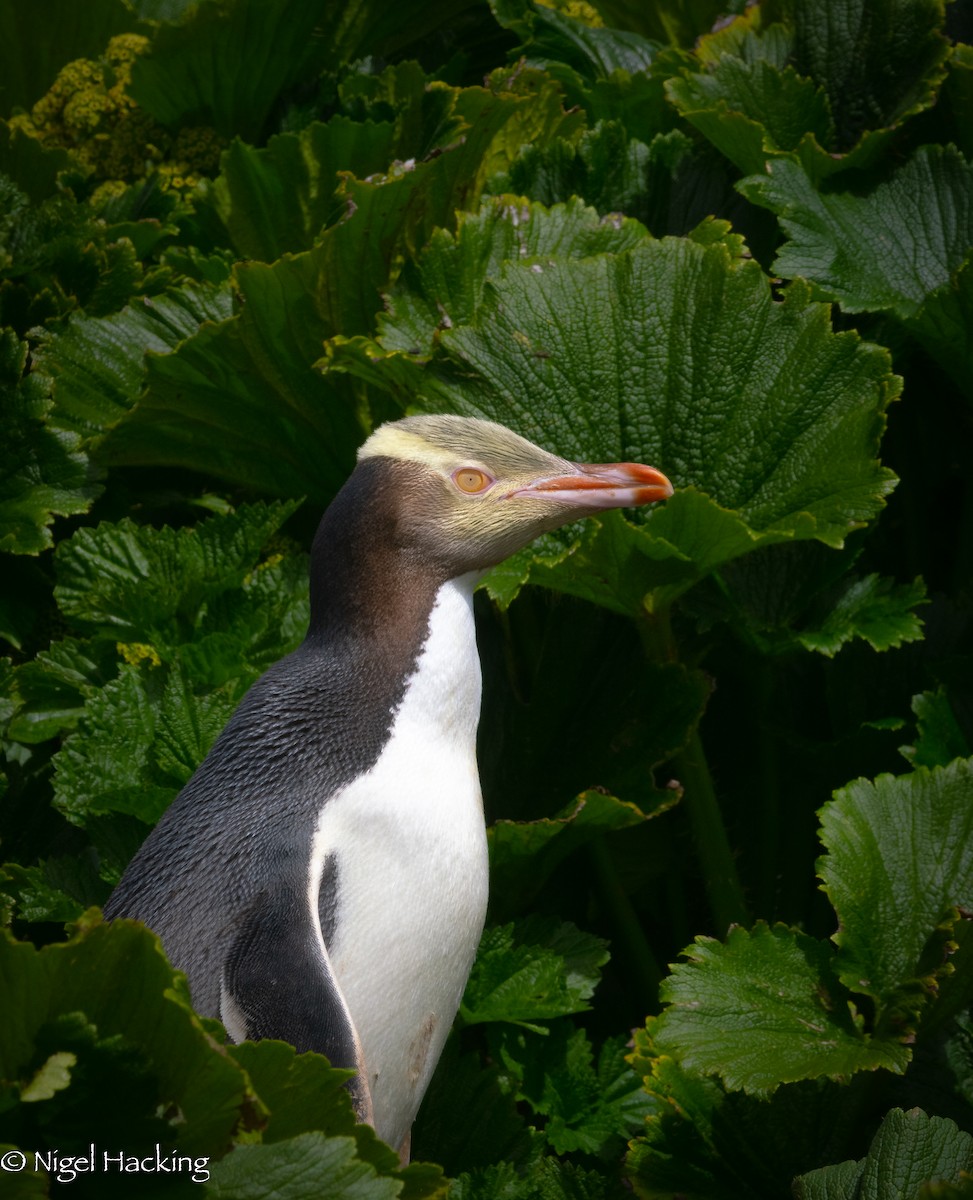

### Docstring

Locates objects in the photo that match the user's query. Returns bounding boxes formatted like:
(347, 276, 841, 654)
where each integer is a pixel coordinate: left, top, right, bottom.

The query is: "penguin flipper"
(220, 885, 372, 1123)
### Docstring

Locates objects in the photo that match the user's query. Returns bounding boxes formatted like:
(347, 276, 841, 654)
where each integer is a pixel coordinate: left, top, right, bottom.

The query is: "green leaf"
(666, 53, 835, 178)
(493, 1023, 652, 1156)
(129, 0, 482, 141)
(225, 1041, 448, 1196)
(766, 0, 949, 150)
(488, 790, 667, 920)
(627, 1021, 883, 1200)
(491, 0, 660, 85)
(226, 1041, 358, 1142)
(818, 759, 973, 1030)
(32, 280, 233, 443)
(794, 1159, 866, 1199)
(908, 251, 973, 400)
(51, 664, 171, 826)
(669, 0, 948, 178)
(333, 220, 897, 609)
(450, 1157, 613, 1200)
(20, 1050, 76, 1102)
(206, 1135, 401, 1199)
(794, 1107, 973, 1200)
(0, 914, 254, 1156)
(461, 917, 609, 1027)
(7, 635, 118, 743)
(589, 0, 737, 49)
(656, 922, 911, 1095)
(504, 124, 695, 234)
(372, 194, 652, 362)
(795, 574, 927, 656)
(0, 860, 94, 923)
(203, 118, 398, 261)
(104, 85, 554, 500)
(154, 664, 247, 787)
(740, 147, 973, 320)
(0, 330, 100, 554)
(53, 501, 299, 643)
(46, 506, 308, 839)
(900, 689, 971, 769)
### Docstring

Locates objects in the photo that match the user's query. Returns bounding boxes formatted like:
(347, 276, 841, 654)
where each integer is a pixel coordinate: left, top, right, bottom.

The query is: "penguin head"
(355, 414, 673, 574)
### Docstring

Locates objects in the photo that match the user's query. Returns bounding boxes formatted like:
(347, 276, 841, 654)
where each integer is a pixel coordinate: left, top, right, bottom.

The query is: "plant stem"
(671, 729, 750, 933)
(638, 607, 750, 935)
(753, 656, 781, 918)
(589, 836, 663, 1012)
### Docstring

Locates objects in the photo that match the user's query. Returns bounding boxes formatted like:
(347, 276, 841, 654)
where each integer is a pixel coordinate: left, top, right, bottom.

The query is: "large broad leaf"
(655, 922, 911, 1095)
(31, 280, 233, 443)
(0, 915, 252, 1156)
(667, 55, 837, 180)
(503, 123, 697, 236)
(900, 689, 971, 770)
(762, 0, 949, 151)
(54, 501, 300, 642)
(583, 0, 733, 48)
(129, 0, 484, 141)
(490, 0, 660, 85)
(739, 147, 973, 320)
(47, 505, 307, 837)
(371, 195, 652, 361)
(329, 199, 897, 612)
(794, 573, 927, 657)
(488, 790, 669, 921)
(205, 1134, 402, 1200)
(793, 1107, 973, 1200)
(908, 252, 973, 400)
(489, 1022, 652, 1157)
(668, 0, 949, 179)
(460, 917, 609, 1028)
(0, 919, 431, 1194)
(202, 118, 398, 262)
(817, 758, 973, 1031)
(0, 330, 100, 555)
(102, 88, 560, 503)
(626, 1023, 876, 1200)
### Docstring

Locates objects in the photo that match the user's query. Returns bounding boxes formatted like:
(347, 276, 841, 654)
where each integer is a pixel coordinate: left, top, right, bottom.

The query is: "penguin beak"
(509, 461, 674, 510)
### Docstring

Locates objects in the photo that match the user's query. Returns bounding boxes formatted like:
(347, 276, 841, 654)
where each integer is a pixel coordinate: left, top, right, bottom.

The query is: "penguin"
(104, 414, 672, 1156)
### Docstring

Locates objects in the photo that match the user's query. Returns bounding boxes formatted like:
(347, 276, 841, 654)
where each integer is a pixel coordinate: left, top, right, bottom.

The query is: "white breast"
(308, 574, 489, 1150)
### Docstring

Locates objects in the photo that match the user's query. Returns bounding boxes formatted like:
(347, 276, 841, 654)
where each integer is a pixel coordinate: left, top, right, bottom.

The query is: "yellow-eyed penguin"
(104, 415, 672, 1156)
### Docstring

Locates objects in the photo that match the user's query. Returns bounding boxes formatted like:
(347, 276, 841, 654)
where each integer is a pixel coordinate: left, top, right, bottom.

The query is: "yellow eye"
(453, 467, 492, 494)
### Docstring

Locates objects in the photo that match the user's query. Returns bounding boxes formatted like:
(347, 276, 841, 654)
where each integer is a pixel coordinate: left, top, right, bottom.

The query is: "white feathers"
(308, 573, 489, 1150)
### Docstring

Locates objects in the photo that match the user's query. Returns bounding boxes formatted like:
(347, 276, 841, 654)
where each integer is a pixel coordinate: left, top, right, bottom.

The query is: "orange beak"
(507, 461, 673, 510)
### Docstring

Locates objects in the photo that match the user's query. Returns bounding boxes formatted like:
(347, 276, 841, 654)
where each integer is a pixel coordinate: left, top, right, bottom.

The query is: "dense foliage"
(1, 0, 972, 1196)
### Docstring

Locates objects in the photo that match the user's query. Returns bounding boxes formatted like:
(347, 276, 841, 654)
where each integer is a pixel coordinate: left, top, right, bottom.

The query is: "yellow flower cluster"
(11, 34, 223, 194)
(534, 0, 604, 26)
(116, 642, 162, 669)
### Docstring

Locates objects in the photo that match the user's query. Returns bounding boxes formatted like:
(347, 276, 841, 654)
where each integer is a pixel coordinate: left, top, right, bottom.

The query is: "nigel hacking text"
(1, 1145, 211, 1183)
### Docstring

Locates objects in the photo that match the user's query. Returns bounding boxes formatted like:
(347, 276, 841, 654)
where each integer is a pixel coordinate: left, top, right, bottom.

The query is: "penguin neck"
(302, 464, 485, 742)
(306, 459, 451, 650)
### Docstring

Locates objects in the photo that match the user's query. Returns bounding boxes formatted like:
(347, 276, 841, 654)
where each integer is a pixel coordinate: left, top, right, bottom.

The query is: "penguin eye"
(452, 467, 493, 494)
